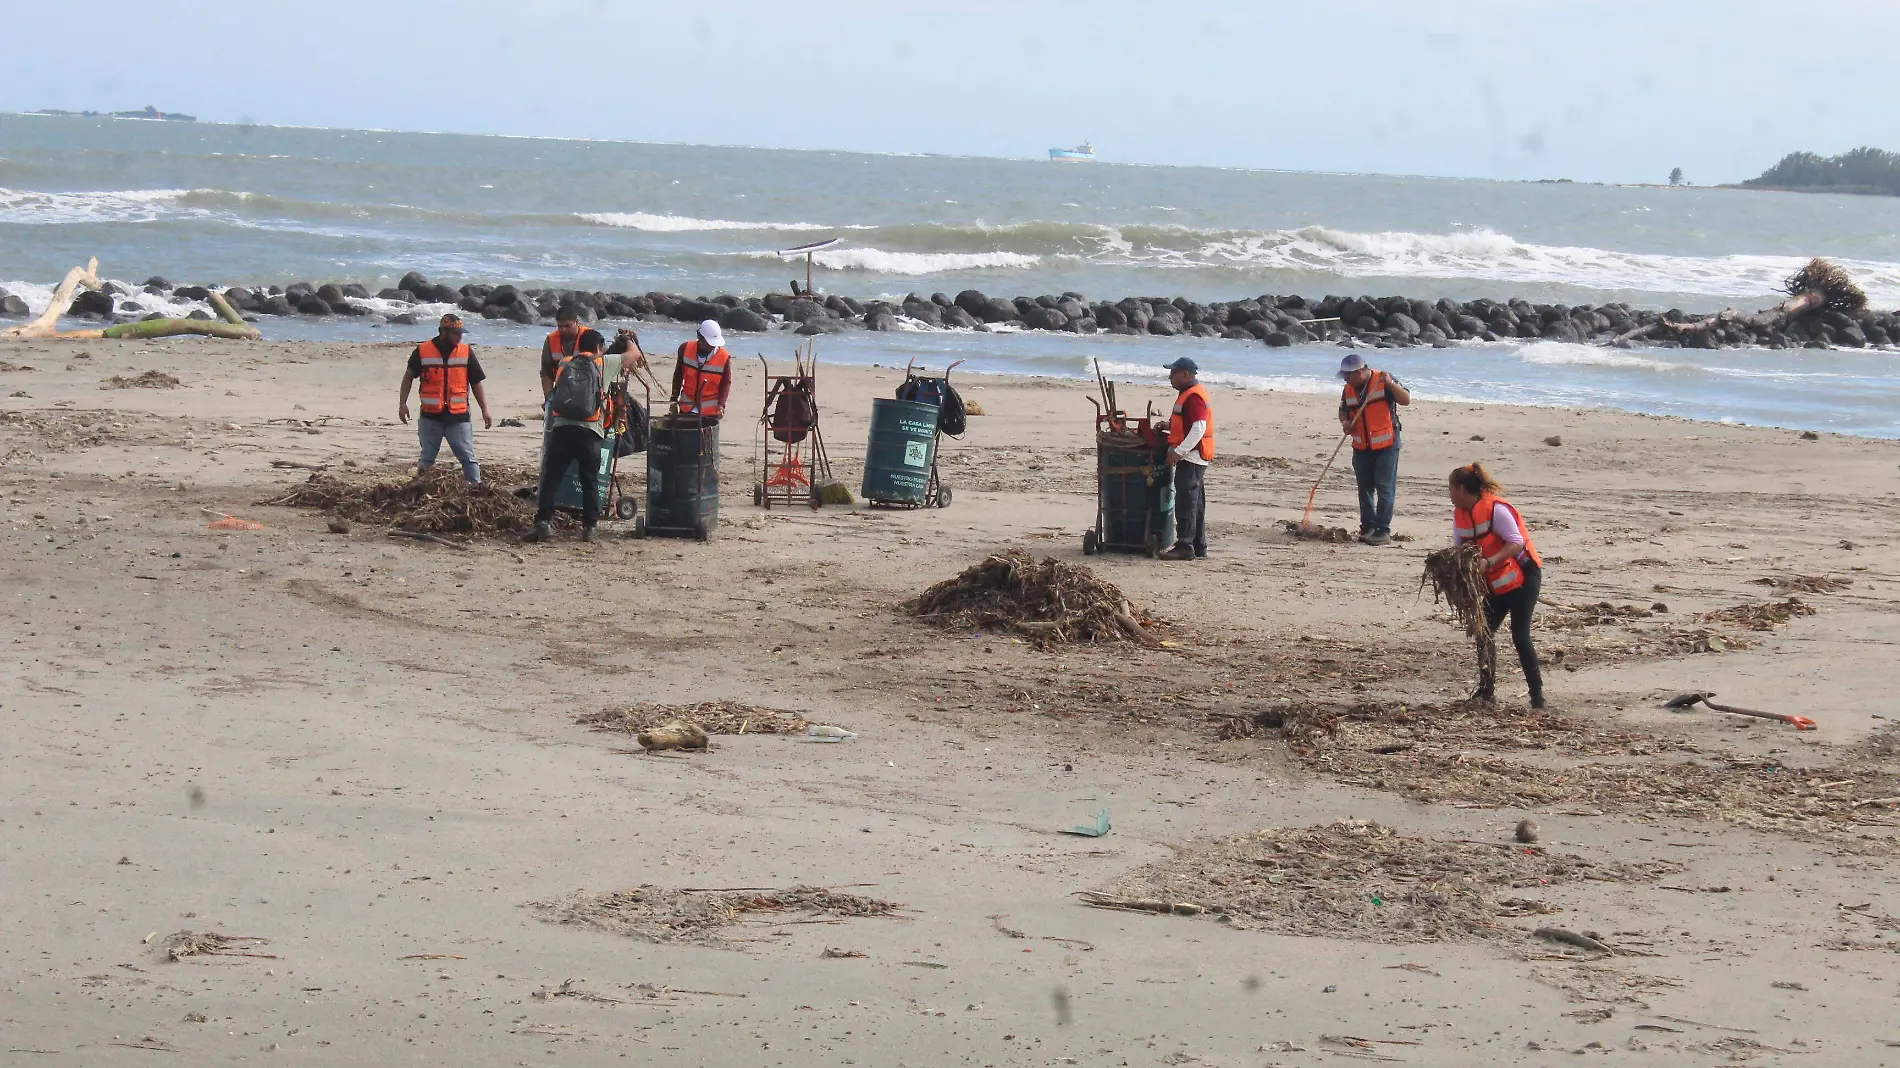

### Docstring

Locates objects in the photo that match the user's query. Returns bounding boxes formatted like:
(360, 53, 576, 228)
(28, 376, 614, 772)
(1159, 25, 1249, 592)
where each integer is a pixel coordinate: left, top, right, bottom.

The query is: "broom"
(1298, 394, 1373, 531)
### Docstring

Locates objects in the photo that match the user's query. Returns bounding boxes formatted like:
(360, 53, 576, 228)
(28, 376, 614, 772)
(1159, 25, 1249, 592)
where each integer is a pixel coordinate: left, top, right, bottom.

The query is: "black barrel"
(861, 398, 940, 506)
(642, 415, 719, 540)
(1089, 436, 1173, 556)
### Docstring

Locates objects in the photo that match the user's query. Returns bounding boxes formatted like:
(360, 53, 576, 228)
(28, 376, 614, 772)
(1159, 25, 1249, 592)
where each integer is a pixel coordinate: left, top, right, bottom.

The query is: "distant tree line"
(1744, 147, 1900, 196)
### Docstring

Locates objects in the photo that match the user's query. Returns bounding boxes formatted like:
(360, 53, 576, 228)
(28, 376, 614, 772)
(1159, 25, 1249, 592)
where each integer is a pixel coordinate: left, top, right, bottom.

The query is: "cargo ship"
(1048, 142, 1096, 162)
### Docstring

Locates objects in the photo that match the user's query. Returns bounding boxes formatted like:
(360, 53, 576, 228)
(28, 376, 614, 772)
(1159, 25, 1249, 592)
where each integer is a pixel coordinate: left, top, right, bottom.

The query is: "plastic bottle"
(807, 725, 856, 742)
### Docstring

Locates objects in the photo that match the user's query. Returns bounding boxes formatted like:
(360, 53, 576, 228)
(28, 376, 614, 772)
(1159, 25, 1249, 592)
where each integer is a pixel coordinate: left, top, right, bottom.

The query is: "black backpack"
(897, 376, 966, 437)
(550, 351, 604, 422)
(770, 380, 817, 444)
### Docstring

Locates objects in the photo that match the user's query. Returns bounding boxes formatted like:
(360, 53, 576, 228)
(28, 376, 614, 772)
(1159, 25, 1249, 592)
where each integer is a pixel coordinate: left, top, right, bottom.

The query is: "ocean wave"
(1513, 341, 1691, 373)
(0, 187, 200, 225)
(740, 247, 1039, 274)
(1093, 359, 1338, 396)
(578, 212, 832, 232)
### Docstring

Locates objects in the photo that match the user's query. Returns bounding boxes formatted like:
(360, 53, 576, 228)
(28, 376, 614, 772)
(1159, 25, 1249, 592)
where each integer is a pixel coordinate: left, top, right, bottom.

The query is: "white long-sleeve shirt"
(1454, 500, 1528, 558)
(1171, 420, 1209, 466)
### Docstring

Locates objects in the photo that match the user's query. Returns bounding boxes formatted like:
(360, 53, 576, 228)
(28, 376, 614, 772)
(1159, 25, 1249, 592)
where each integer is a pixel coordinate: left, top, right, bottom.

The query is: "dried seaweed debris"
(257, 464, 548, 538)
(528, 885, 902, 949)
(1093, 819, 1677, 945)
(577, 701, 818, 737)
(908, 548, 1160, 646)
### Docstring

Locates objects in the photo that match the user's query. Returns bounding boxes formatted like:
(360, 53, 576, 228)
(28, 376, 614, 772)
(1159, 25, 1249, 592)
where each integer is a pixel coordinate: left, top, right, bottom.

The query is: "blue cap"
(1164, 357, 1198, 373)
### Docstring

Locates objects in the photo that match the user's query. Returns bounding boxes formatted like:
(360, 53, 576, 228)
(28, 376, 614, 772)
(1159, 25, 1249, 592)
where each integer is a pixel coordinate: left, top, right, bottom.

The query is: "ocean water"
(5, 114, 1900, 437)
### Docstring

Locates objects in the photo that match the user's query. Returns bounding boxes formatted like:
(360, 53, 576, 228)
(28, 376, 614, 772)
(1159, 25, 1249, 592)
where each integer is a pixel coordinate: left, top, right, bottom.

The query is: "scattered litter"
(908, 548, 1161, 646)
(1698, 597, 1817, 632)
(1277, 518, 1356, 543)
(157, 931, 276, 962)
(1772, 980, 1808, 991)
(1752, 574, 1851, 594)
(1088, 819, 1676, 944)
(632, 721, 709, 752)
(821, 947, 867, 959)
(533, 979, 621, 1004)
(1534, 927, 1613, 955)
(808, 724, 857, 742)
(101, 370, 180, 389)
(205, 514, 265, 531)
(527, 885, 903, 949)
(398, 954, 466, 960)
(1062, 809, 1112, 838)
(900, 960, 948, 969)
(577, 701, 819, 738)
(1075, 892, 1205, 916)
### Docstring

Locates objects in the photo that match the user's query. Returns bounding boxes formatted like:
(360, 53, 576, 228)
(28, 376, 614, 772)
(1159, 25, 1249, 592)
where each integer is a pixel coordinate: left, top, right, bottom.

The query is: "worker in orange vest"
(1337, 353, 1411, 545)
(1449, 462, 1546, 710)
(398, 312, 492, 482)
(1159, 356, 1214, 561)
(671, 320, 733, 421)
(524, 306, 618, 543)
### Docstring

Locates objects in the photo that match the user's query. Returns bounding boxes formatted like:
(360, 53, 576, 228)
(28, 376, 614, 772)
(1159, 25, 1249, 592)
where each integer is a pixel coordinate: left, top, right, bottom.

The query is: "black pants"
(1479, 560, 1544, 701)
(536, 424, 603, 527)
(1172, 460, 1206, 555)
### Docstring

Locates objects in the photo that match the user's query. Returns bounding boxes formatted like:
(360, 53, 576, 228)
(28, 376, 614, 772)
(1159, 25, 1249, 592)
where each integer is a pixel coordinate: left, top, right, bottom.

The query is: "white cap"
(1337, 352, 1367, 379)
(698, 319, 725, 348)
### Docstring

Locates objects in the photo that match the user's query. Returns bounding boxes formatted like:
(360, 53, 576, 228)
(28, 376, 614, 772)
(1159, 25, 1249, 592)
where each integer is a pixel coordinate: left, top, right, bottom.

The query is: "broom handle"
(1300, 432, 1353, 523)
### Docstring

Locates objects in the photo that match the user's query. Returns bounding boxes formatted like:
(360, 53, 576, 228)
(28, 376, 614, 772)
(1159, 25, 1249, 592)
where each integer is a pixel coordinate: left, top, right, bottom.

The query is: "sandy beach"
(4, 334, 1900, 1067)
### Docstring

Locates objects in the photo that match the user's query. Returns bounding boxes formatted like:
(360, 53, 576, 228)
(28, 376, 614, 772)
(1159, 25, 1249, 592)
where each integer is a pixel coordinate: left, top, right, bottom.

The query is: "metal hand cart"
(752, 340, 832, 509)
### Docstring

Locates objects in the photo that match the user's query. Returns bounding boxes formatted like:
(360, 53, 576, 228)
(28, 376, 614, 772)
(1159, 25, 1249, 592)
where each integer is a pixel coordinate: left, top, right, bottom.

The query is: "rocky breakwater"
(13, 270, 1896, 352)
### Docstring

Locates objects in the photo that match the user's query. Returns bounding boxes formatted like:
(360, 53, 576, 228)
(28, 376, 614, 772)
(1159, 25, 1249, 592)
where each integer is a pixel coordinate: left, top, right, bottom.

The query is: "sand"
(3, 334, 1900, 1066)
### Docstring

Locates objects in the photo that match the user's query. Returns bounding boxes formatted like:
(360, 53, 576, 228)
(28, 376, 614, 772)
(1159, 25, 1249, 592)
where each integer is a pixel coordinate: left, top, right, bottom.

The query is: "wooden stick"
(387, 530, 470, 551)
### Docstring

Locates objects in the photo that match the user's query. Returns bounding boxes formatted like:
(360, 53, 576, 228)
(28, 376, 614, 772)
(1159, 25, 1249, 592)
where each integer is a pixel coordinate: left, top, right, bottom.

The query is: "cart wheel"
(632, 514, 648, 539)
(753, 483, 765, 507)
(1083, 529, 1100, 555)
(935, 485, 953, 508)
(808, 485, 823, 510)
(693, 518, 711, 542)
(615, 496, 638, 521)
(1145, 532, 1162, 559)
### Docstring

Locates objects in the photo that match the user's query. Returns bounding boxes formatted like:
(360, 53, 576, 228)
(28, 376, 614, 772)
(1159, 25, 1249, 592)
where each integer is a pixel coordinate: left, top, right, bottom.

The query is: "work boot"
(521, 520, 553, 544)
(580, 525, 597, 543)
(1530, 694, 1548, 711)
(1158, 544, 1195, 561)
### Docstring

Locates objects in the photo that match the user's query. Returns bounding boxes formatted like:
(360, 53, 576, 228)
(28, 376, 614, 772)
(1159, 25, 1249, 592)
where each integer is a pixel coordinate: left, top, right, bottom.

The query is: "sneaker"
(581, 525, 597, 543)
(521, 520, 553, 544)
(1157, 545, 1196, 561)
(1193, 549, 1207, 559)
(1360, 531, 1391, 546)
(1530, 695, 1548, 711)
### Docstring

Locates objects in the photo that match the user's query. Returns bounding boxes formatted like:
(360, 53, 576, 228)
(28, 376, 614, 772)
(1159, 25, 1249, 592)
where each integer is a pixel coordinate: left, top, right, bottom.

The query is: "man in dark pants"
(1159, 356, 1214, 561)
(524, 307, 615, 544)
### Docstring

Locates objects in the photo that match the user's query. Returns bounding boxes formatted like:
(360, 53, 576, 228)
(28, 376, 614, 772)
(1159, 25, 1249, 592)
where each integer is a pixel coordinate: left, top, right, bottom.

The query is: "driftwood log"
(0, 262, 262, 342)
(1615, 257, 1866, 343)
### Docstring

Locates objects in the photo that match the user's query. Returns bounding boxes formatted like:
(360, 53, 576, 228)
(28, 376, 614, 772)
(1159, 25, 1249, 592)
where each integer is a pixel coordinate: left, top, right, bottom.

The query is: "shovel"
(1663, 691, 1817, 731)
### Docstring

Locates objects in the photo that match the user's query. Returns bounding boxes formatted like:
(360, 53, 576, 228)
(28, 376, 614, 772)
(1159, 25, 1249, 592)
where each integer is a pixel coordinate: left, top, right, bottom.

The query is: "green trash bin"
(1085, 435, 1174, 557)
(540, 409, 615, 516)
(638, 415, 720, 541)
(861, 398, 941, 507)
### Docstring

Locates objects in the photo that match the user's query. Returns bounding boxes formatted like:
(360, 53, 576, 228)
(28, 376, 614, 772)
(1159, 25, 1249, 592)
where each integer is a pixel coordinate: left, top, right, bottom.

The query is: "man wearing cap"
(398, 312, 492, 482)
(671, 320, 733, 421)
(1159, 356, 1214, 561)
(1337, 353, 1412, 545)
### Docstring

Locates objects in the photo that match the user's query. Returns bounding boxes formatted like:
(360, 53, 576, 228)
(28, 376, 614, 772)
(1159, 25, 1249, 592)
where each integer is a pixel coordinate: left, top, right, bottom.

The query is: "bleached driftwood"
(1, 258, 102, 339)
(2, 262, 260, 342)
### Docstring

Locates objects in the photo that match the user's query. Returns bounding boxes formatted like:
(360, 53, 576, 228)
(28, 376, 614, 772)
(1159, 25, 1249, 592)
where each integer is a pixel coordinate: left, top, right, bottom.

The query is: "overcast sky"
(4, 0, 1898, 184)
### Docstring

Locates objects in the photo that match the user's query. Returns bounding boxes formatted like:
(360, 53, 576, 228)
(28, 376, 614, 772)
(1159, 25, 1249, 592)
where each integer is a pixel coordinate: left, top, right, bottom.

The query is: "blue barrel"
(861, 398, 941, 506)
(1094, 437, 1173, 555)
(645, 416, 720, 539)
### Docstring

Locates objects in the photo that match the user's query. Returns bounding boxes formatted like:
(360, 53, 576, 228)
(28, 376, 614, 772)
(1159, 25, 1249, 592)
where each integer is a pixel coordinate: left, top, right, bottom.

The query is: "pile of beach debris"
(577, 701, 818, 738)
(259, 464, 547, 538)
(528, 885, 903, 949)
(909, 547, 1160, 646)
(1090, 818, 1678, 944)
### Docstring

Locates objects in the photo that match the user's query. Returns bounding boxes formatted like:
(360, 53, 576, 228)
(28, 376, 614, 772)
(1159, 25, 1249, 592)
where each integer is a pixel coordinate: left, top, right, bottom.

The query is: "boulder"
(1838, 323, 1869, 348)
(1013, 296, 1041, 318)
(315, 284, 347, 306)
(223, 287, 258, 310)
(1094, 304, 1128, 329)
(712, 294, 741, 309)
(390, 312, 422, 326)
(1385, 312, 1421, 336)
(1241, 320, 1274, 340)
(1540, 319, 1582, 344)
(398, 271, 430, 294)
(795, 318, 846, 336)
(1221, 327, 1254, 341)
(931, 292, 953, 307)
(68, 290, 115, 318)
(832, 294, 865, 316)
(296, 297, 333, 316)
(142, 276, 173, 291)
(1147, 316, 1178, 337)
(256, 295, 292, 316)
(1226, 299, 1262, 325)
(1190, 323, 1221, 338)
(954, 289, 989, 316)
(672, 298, 725, 324)
(377, 288, 411, 302)
(173, 284, 212, 301)
(1, 293, 30, 317)
(1023, 307, 1068, 331)
(1056, 299, 1086, 321)
(980, 297, 1020, 324)
(504, 303, 538, 324)
(1418, 326, 1449, 346)
(940, 305, 979, 330)
(341, 283, 372, 300)
(902, 300, 944, 327)
(1262, 331, 1293, 347)
(1074, 317, 1098, 334)
(865, 309, 896, 332)
(187, 309, 213, 321)
(718, 306, 771, 333)
(784, 300, 830, 324)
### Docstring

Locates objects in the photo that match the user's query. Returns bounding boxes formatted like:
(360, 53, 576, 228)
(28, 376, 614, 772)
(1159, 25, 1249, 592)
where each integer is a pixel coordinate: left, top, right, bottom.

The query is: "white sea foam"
(577, 212, 831, 232)
(1513, 341, 1690, 373)
(1093, 359, 1337, 396)
(802, 248, 1038, 274)
(0, 187, 203, 225)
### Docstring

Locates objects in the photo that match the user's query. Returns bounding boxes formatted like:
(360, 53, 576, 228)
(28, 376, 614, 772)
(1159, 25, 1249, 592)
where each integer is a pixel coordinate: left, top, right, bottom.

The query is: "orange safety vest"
(1342, 370, 1398, 451)
(417, 338, 470, 417)
(677, 340, 731, 418)
(1167, 382, 1216, 461)
(547, 330, 605, 426)
(1454, 493, 1543, 595)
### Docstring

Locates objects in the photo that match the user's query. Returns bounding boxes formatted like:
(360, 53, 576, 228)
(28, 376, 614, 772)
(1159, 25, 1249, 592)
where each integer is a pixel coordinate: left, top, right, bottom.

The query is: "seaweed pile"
(258, 464, 547, 537)
(908, 548, 1160, 646)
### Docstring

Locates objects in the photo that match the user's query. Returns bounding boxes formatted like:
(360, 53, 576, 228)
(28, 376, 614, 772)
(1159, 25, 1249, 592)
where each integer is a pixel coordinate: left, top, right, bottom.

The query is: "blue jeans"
(1351, 442, 1399, 535)
(418, 416, 480, 482)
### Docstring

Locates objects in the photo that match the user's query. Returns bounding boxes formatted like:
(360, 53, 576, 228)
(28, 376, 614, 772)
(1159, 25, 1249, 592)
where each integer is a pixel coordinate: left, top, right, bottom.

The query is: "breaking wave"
(577, 212, 833, 232)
